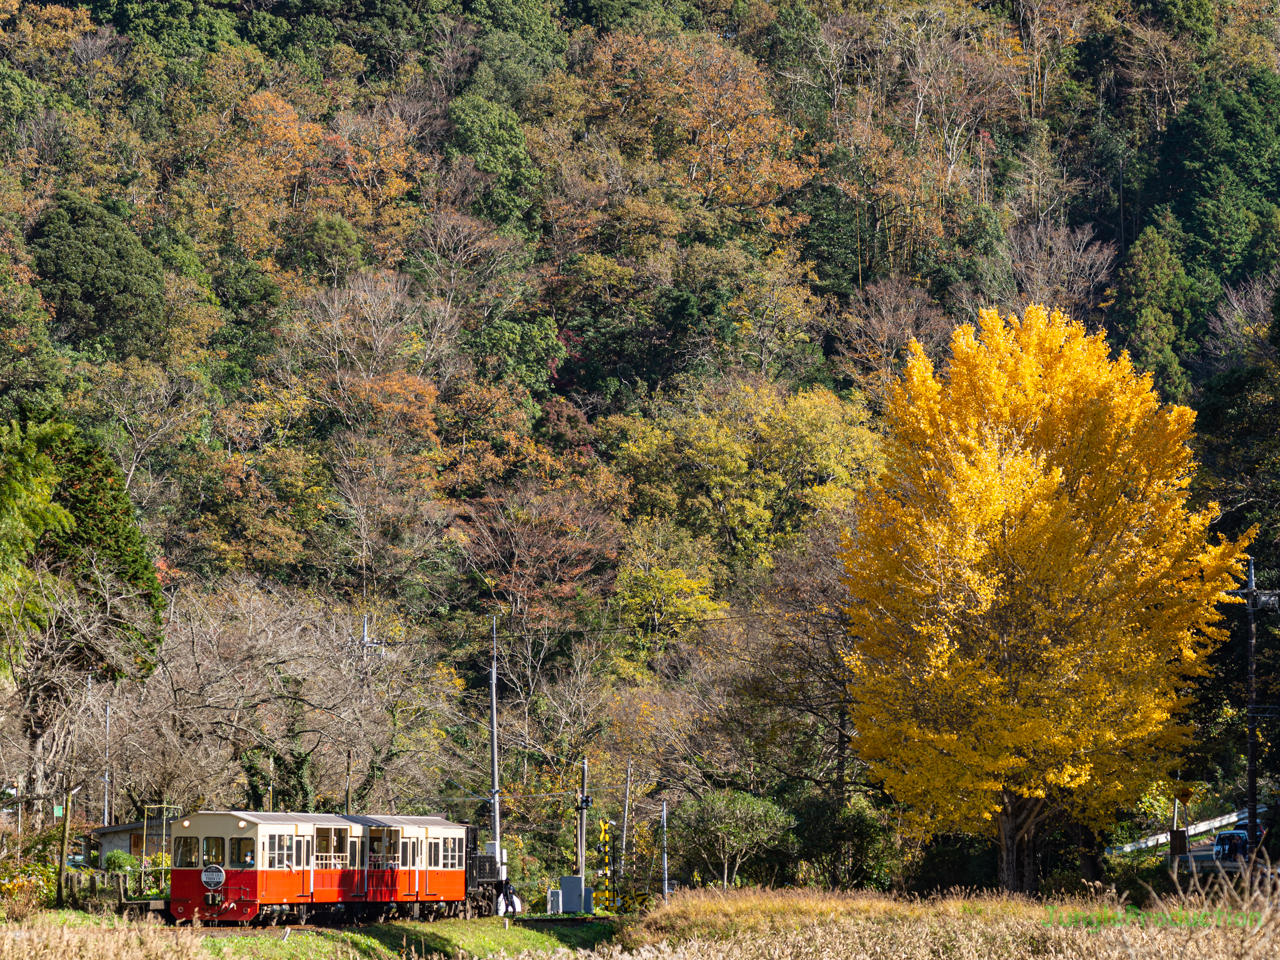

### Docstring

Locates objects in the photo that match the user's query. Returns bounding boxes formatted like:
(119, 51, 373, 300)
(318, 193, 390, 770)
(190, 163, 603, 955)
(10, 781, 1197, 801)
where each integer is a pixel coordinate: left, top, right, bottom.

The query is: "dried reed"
(0, 918, 205, 960)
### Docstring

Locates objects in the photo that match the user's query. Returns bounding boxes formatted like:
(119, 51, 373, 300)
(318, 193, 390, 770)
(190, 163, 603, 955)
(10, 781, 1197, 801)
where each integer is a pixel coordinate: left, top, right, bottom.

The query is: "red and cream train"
(167, 810, 506, 924)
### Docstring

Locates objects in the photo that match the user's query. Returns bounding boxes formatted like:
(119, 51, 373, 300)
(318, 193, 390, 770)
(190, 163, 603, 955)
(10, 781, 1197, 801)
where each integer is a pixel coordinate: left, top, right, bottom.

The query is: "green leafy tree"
(670, 790, 794, 888)
(0, 420, 73, 603)
(468, 316, 566, 397)
(28, 192, 166, 362)
(780, 791, 893, 891)
(1154, 72, 1280, 293)
(606, 377, 880, 570)
(466, 30, 561, 108)
(1135, 0, 1216, 46)
(0, 247, 66, 425)
(1186, 165, 1256, 284)
(447, 94, 540, 226)
(77, 0, 241, 57)
(298, 214, 366, 286)
(1128, 305, 1191, 401)
(465, 0, 566, 59)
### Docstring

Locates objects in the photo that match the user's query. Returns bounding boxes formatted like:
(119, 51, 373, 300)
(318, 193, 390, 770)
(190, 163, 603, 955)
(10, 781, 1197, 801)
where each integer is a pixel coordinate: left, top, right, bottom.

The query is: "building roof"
(193, 811, 462, 829)
(90, 817, 182, 837)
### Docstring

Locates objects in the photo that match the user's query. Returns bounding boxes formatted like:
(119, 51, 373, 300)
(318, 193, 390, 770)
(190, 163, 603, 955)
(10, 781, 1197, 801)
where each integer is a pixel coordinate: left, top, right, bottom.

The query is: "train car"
(167, 811, 502, 925)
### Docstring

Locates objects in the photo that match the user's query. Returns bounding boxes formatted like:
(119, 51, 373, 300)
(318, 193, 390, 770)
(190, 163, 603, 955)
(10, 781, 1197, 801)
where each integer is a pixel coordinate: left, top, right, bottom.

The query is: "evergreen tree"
(36, 432, 165, 671)
(1154, 72, 1280, 292)
(1187, 165, 1256, 285)
(28, 192, 166, 362)
(1113, 225, 1197, 399)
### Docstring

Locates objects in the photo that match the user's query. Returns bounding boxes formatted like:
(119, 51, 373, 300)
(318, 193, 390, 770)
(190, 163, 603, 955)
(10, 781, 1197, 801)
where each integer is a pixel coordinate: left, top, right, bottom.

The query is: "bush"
(0, 862, 57, 919)
(1102, 852, 1176, 907)
(102, 851, 138, 873)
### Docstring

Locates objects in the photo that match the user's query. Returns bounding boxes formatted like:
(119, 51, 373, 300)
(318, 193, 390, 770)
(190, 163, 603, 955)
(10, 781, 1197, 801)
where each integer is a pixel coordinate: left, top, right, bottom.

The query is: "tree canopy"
(839, 305, 1247, 892)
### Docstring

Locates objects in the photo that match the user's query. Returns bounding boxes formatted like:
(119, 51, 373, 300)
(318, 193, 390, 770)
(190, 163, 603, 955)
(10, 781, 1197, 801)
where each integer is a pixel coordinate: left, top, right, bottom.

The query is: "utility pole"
(490, 616, 501, 858)
(345, 750, 352, 815)
(57, 767, 74, 909)
(578, 758, 588, 881)
(1227, 557, 1280, 852)
(1248, 557, 1259, 848)
(620, 760, 632, 878)
(103, 702, 110, 826)
(662, 800, 668, 903)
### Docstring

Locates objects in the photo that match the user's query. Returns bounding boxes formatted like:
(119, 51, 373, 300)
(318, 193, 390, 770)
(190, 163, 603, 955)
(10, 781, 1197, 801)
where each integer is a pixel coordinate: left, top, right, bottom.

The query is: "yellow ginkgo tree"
(840, 304, 1248, 892)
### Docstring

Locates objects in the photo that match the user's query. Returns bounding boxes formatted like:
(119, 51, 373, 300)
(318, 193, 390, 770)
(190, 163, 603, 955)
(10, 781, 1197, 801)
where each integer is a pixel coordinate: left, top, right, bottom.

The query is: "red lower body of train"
(170, 865, 477, 924)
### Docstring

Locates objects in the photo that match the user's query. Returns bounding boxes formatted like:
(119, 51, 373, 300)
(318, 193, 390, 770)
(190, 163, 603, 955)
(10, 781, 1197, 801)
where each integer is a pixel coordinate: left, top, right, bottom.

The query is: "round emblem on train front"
(201, 865, 226, 889)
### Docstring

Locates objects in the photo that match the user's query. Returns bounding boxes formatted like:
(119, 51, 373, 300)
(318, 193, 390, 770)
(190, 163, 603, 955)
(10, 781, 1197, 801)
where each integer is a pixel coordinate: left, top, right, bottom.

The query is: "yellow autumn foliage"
(607, 377, 881, 568)
(839, 304, 1248, 891)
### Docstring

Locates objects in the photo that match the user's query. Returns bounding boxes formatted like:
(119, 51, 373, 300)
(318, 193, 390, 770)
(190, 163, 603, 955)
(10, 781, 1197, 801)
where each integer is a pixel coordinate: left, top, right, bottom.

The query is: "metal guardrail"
(1104, 806, 1267, 855)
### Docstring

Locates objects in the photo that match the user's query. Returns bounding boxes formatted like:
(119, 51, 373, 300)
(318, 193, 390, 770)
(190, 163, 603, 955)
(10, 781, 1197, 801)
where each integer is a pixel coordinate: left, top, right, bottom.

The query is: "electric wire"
(359, 609, 836, 649)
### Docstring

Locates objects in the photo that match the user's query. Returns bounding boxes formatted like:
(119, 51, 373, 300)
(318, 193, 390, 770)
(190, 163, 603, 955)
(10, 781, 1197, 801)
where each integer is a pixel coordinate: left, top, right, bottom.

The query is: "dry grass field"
(605, 881, 1280, 960)
(3, 877, 1279, 959)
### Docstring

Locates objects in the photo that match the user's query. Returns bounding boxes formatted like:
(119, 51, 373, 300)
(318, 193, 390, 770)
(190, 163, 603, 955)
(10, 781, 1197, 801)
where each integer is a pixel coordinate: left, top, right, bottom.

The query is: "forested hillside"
(1, 0, 1278, 895)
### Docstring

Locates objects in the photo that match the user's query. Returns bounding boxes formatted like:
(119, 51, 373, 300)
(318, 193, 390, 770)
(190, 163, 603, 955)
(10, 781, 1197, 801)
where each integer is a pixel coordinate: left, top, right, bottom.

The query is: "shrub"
(102, 851, 138, 873)
(0, 862, 57, 919)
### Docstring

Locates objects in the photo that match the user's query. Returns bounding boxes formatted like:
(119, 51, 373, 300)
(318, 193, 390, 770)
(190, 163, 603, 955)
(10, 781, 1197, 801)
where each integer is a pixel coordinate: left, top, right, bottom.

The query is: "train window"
(203, 837, 225, 866)
(442, 836, 461, 869)
(349, 839, 357, 866)
(229, 838, 255, 869)
(429, 840, 440, 868)
(268, 834, 293, 869)
(401, 841, 408, 866)
(174, 837, 198, 868)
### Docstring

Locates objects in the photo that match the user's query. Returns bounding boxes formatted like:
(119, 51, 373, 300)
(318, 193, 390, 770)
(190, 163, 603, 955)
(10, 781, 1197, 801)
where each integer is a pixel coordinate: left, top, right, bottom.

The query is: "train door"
(400, 831, 422, 899)
(367, 827, 400, 901)
(348, 835, 368, 895)
(427, 836, 442, 898)
(305, 836, 314, 899)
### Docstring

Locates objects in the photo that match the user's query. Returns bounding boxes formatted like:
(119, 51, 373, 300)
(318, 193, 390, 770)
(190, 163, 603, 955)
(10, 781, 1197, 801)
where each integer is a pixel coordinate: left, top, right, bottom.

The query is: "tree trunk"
(1074, 823, 1104, 883)
(997, 791, 1045, 893)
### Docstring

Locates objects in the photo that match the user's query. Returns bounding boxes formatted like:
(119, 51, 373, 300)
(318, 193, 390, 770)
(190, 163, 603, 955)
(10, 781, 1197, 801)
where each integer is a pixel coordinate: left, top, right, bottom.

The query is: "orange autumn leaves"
(528, 31, 817, 253)
(160, 47, 423, 269)
(582, 33, 815, 213)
